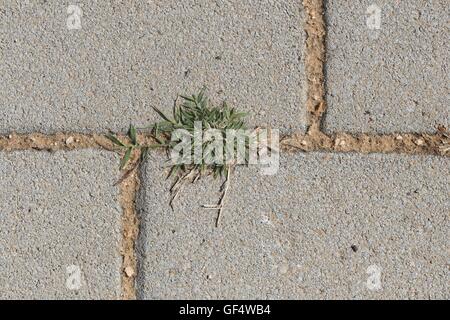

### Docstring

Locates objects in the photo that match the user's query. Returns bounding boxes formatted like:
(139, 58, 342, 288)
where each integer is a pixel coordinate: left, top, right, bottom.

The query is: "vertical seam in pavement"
(303, 0, 327, 133)
(119, 151, 141, 300)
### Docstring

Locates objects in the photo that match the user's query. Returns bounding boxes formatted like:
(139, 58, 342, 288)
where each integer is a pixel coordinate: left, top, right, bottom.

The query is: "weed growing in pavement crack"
(107, 124, 140, 170)
(106, 124, 149, 185)
(107, 88, 254, 227)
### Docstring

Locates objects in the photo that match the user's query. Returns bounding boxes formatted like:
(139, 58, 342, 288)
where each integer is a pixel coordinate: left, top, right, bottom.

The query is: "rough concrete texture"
(0, 150, 122, 299)
(323, 0, 449, 133)
(137, 153, 449, 299)
(0, 0, 306, 134)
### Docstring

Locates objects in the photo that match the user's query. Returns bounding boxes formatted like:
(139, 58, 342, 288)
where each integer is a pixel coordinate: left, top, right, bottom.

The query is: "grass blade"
(129, 124, 138, 145)
(106, 134, 126, 148)
(120, 147, 133, 170)
(152, 106, 172, 123)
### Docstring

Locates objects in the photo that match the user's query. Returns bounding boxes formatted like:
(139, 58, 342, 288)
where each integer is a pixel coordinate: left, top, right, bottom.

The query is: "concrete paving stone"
(0, 150, 122, 299)
(323, 0, 449, 134)
(0, 0, 307, 134)
(137, 152, 449, 299)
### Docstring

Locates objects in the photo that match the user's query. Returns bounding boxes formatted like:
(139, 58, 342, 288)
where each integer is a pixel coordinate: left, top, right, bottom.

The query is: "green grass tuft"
(106, 88, 250, 226)
(148, 87, 249, 179)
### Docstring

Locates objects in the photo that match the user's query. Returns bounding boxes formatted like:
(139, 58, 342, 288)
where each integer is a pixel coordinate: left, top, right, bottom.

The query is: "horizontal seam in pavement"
(0, 132, 448, 156)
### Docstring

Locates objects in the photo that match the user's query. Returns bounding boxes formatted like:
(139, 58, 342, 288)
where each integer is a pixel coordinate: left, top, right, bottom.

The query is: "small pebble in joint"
(335, 138, 346, 147)
(415, 138, 425, 146)
(66, 136, 75, 145)
(124, 266, 134, 277)
(396, 135, 403, 140)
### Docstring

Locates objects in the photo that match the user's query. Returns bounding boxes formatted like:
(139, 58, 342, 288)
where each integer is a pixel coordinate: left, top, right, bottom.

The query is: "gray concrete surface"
(0, 0, 306, 134)
(0, 150, 122, 299)
(323, 0, 449, 133)
(136, 152, 449, 299)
